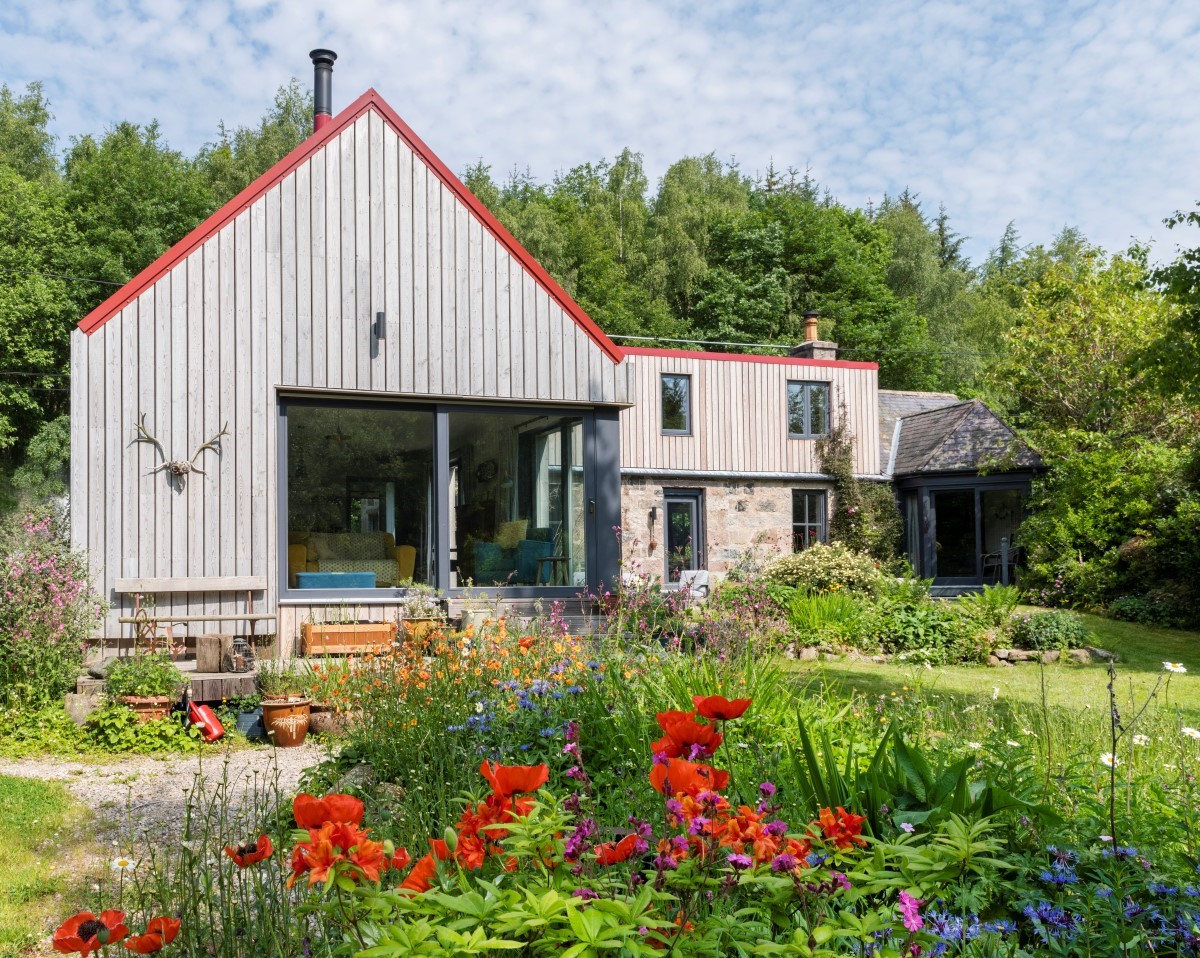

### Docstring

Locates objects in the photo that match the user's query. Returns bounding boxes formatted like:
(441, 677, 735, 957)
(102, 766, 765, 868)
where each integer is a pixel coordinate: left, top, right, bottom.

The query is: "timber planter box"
(301, 622, 397, 656)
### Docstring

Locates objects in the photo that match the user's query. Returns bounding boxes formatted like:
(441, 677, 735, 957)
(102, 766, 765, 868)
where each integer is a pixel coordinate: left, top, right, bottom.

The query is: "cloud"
(2, 0, 1199, 265)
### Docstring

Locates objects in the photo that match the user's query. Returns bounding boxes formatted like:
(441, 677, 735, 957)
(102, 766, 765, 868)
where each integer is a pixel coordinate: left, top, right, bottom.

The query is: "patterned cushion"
(319, 558, 399, 586)
(495, 519, 528, 550)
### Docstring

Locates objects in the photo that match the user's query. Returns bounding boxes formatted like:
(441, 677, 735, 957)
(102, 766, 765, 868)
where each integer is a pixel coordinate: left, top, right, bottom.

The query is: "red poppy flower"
(651, 715, 723, 759)
(655, 709, 696, 732)
(649, 757, 730, 796)
(692, 695, 752, 721)
(478, 761, 549, 799)
(53, 911, 130, 956)
(390, 846, 411, 871)
(293, 793, 364, 829)
(123, 916, 180, 954)
(400, 839, 452, 893)
(595, 833, 641, 866)
(223, 834, 273, 867)
(519, 636, 535, 649)
(348, 836, 389, 882)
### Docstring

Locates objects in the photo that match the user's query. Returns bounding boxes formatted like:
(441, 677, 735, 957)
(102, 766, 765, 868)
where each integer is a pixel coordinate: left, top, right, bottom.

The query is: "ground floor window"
(791, 490, 826, 550)
(281, 399, 595, 593)
(663, 489, 704, 582)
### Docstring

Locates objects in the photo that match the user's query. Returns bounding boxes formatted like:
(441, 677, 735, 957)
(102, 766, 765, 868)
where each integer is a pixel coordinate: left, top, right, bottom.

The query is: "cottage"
(70, 53, 1039, 650)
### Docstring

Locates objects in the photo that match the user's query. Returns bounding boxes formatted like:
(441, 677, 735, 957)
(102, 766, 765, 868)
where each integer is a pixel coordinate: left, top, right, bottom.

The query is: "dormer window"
(661, 374, 691, 435)
(787, 382, 830, 438)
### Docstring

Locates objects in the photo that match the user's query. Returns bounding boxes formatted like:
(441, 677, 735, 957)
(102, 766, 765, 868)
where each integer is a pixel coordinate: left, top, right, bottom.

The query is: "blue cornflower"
(1102, 845, 1140, 860)
(1041, 869, 1079, 886)
(1046, 845, 1079, 869)
(1023, 902, 1082, 941)
(518, 698, 537, 711)
(983, 920, 1017, 934)
(519, 743, 533, 752)
(538, 727, 559, 738)
(1150, 884, 1179, 896)
(551, 692, 564, 700)
(447, 724, 466, 732)
(1096, 887, 1114, 899)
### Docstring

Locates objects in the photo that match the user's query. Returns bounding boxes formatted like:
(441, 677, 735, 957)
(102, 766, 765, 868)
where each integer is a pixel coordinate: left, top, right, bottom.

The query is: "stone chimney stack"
(788, 310, 838, 360)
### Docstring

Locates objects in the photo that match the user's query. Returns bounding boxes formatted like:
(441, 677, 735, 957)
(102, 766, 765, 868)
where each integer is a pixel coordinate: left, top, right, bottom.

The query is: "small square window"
(792, 490, 827, 550)
(661, 374, 691, 434)
(787, 382, 830, 438)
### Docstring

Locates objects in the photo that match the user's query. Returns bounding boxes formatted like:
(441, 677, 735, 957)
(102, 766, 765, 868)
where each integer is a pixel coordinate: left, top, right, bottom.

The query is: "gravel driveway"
(0, 742, 328, 844)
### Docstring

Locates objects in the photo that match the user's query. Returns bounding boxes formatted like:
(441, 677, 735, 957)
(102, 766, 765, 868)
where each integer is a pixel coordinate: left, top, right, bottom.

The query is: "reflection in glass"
(286, 405, 434, 587)
(450, 410, 587, 587)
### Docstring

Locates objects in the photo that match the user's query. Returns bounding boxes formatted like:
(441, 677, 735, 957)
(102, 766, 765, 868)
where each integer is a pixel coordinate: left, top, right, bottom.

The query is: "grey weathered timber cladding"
(618, 350, 881, 478)
(72, 102, 629, 637)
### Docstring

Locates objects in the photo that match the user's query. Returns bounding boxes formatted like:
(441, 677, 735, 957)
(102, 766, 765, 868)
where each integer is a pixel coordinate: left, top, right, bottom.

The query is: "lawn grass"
(0, 775, 89, 958)
(791, 611, 1200, 720)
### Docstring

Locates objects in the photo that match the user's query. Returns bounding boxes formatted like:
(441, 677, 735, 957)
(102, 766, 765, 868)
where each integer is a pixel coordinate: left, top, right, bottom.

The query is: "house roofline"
(621, 346, 877, 371)
(77, 88, 623, 364)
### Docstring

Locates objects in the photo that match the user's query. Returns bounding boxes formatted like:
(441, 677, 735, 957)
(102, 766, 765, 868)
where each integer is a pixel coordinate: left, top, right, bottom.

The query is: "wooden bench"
(114, 577, 276, 653)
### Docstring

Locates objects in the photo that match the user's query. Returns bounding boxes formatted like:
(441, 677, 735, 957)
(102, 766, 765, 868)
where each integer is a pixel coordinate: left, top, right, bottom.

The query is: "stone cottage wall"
(618, 476, 834, 582)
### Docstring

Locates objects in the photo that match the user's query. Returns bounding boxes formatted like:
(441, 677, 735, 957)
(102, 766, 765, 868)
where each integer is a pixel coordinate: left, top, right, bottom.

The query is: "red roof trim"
(622, 346, 877, 370)
(78, 90, 623, 363)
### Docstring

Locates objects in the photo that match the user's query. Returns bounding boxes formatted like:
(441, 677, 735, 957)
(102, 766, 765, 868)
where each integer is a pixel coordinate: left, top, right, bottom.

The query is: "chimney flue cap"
(802, 310, 820, 342)
(310, 49, 338, 133)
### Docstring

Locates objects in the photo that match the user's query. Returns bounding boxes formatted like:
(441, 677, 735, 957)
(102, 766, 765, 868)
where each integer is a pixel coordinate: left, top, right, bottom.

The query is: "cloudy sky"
(4, 0, 1199, 265)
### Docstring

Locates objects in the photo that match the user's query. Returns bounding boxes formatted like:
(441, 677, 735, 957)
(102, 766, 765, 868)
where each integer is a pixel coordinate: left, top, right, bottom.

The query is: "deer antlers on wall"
(134, 413, 229, 484)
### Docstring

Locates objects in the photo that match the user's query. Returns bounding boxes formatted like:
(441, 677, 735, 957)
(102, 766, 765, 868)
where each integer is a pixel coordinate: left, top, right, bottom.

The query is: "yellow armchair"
(394, 544, 417, 582)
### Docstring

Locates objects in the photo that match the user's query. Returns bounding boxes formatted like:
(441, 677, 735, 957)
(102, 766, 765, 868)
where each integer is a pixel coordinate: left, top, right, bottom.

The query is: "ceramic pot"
(119, 695, 173, 724)
(236, 707, 265, 739)
(308, 704, 338, 736)
(262, 698, 310, 747)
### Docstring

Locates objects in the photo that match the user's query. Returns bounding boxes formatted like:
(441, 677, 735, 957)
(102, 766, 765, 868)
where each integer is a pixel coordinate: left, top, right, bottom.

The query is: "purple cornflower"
(727, 852, 753, 870)
(764, 820, 789, 837)
(759, 781, 777, 798)
(572, 888, 599, 901)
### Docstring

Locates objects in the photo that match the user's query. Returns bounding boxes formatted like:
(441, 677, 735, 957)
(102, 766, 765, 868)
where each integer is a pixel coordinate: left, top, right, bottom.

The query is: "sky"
(4, 0, 1200, 266)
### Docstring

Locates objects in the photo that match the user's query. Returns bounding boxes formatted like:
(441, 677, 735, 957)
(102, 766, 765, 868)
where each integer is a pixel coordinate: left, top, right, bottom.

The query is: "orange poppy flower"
(692, 695, 752, 721)
(478, 760, 550, 799)
(348, 836, 389, 882)
(53, 911, 129, 956)
(816, 806, 867, 850)
(595, 833, 641, 866)
(651, 715, 723, 759)
(223, 835, 273, 867)
(390, 846, 411, 870)
(292, 793, 364, 829)
(649, 757, 730, 796)
(519, 636, 535, 649)
(123, 916, 180, 954)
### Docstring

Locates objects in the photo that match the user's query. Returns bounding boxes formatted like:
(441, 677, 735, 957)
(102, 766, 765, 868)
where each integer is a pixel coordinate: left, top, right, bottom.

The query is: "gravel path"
(0, 742, 328, 844)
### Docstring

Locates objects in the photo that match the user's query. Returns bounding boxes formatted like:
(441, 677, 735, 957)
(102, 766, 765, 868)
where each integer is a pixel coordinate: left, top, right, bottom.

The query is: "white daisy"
(1100, 753, 1119, 768)
(1182, 727, 1200, 740)
(1164, 662, 1188, 674)
(1132, 734, 1150, 746)
(111, 856, 137, 872)
(967, 741, 983, 750)
(1006, 740, 1021, 747)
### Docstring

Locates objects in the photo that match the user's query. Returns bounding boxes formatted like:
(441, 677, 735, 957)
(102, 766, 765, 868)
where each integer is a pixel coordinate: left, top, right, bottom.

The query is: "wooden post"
(197, 633, 234, 674)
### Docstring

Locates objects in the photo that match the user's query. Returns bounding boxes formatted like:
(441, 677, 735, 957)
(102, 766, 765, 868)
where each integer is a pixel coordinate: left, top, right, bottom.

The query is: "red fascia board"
(78, 90, 624, 364)
(622, 346, 877, 370)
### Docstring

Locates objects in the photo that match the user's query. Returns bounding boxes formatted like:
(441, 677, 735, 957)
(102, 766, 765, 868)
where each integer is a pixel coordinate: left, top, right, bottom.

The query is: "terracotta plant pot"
(119, 695, 174, 724)
(262, 698, 310, 747)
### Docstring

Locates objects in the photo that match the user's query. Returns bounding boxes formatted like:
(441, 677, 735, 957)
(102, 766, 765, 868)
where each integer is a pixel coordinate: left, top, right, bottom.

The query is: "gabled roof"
(78, 89, 623, 363)
(890, 398, 1042, 476)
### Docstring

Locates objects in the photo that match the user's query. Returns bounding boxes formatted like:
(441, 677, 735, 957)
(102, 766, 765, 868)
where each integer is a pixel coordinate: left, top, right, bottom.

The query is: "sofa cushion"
(319, 558, 399, 586)
(517, 539, 555, 584)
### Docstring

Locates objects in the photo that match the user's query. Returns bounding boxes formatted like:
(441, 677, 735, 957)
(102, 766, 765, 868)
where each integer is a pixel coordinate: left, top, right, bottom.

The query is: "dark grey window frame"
(786, 381, 831, 439)
(661, 373, 692, 435)
(276, 395, 620, 603)
(791, 489, 827, 551)
(662, 487, 705, 583)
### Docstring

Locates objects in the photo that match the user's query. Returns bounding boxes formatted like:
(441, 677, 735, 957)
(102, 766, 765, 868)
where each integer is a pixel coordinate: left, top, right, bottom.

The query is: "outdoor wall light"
(373, 310, 386, 340)
(649, 506, 658, 522)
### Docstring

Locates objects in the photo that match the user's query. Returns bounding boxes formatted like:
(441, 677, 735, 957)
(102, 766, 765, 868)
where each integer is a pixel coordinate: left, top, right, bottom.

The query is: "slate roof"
(878, 390, 961, 472)
(888, 398, 1042, 476)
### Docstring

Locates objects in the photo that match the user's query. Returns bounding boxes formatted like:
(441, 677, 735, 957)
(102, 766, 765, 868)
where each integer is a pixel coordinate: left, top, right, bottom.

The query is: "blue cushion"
(517, 539, 555, 584)
(295, 571, 377, 589)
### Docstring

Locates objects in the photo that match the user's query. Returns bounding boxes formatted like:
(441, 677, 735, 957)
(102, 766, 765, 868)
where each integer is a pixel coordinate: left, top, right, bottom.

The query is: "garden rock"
(87, 655, 119, 679)
(1085, 646, 1117, 662)
(333, 763, 376, 793)
(64, 691, 102, 724)
(986, 655, 1001, 667)
(1041, 650, 1061, 664)
(1068, 648, 1095, 664)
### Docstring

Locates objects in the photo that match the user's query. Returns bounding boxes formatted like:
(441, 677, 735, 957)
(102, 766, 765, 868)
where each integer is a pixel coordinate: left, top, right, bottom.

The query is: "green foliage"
(104, 652, 185, 698)
(0, 704, 89, 756)
(816, 416, 902, 560)
(84, 703, 201, 753)
(1006, 609, 1091, 651)
(1148, 204, 1200, 403)
(11, 414, 69, 499)
(0, 82, 57, 181)
(955, 583, 1021, 629)
(859, 595, 984, 664)
(786, 590, 863, 641)
(763, 541, 884, 595)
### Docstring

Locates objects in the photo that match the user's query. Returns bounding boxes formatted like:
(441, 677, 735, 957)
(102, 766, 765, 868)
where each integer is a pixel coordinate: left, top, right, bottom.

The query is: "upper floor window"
(661, 374, 691, 434)
(792, 489, 827, 550)
(787, 381, 830, 438)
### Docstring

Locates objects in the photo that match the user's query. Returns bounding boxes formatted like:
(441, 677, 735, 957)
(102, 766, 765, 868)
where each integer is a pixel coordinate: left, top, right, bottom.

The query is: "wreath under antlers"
(134, 413, 229, 483)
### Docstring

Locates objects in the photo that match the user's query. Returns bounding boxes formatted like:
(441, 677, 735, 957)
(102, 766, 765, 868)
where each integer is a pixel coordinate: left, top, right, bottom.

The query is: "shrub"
(1007, 609, 1091, 651)
(0, 512, 105, 708)
(786, 590, 864, 644)
(1108, 593, 1193, 628)
(860, 596, 985, 664)
(956, 583, 1021, 628)
(763, 541, 884, 595)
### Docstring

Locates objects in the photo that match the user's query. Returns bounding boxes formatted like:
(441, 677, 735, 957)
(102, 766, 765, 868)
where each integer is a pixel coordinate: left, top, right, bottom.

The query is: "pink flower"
(898, 890, 924, 932)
